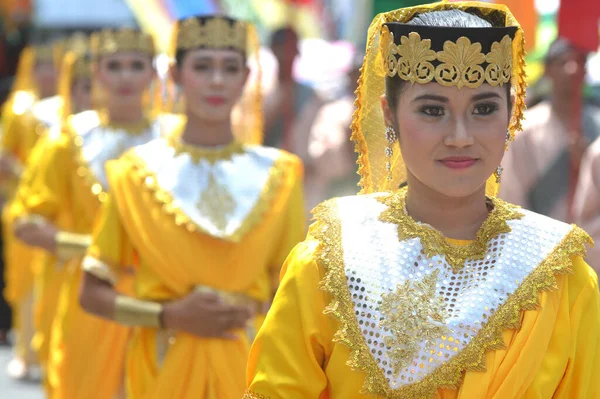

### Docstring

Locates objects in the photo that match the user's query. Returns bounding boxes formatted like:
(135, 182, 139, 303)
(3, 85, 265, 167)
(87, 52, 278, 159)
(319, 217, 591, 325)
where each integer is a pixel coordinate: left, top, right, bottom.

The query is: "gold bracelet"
(55, 231, 92, 261)
(114, 295, 163, 328)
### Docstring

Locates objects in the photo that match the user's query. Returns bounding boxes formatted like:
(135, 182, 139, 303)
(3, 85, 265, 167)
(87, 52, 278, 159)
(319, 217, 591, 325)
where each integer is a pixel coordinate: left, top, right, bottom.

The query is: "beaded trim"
(314, 198, 590, 398)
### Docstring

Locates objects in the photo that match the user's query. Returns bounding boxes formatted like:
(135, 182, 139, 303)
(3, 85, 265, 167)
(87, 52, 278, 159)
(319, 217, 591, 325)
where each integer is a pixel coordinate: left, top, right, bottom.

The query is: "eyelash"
(418, 103, 500, 117)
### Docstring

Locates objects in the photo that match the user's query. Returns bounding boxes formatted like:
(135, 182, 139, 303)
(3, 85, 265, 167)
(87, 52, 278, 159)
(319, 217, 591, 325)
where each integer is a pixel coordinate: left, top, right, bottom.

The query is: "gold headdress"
(91, 28, 155, 57)
(353, 1, 526, 196)
(170, 15, 263, 145)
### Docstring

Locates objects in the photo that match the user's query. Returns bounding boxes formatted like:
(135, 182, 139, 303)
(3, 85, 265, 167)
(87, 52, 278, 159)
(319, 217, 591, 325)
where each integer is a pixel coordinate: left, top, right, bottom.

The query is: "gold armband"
(55, 231, 92, 261)
(114, 295, 163, 328)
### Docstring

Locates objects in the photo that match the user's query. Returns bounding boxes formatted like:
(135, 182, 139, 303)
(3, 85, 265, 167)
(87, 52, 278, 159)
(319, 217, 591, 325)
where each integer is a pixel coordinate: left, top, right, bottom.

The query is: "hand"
(162, 291, 252, 339)
(14, 218, 59, 253)
(0, 155, 20, 181)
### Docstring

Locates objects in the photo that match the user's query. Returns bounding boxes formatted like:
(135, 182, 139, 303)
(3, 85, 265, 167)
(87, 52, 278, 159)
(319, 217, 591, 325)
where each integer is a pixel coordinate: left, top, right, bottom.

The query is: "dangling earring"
(385, 126, 397, 181)
(494, 165, 503, 183)
(495, 131, 510, 183)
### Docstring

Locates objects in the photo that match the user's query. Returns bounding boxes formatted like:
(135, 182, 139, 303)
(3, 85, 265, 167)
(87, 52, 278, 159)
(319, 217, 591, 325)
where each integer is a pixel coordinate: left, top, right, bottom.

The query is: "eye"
(131, 60, 146, 71)
(419, 105, 445, 117)
(473, 103, 499, 115)
(106, 60, 120, 71)
(193, 63, 209, 71)
(225, 65, 240, 73)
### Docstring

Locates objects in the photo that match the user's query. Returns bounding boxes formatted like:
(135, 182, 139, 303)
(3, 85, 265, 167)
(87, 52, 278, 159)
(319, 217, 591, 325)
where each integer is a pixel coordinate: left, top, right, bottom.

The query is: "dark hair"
(270, 26, 299, 48)
(544, 37, 583, 65)
(385, 10, 511, 112)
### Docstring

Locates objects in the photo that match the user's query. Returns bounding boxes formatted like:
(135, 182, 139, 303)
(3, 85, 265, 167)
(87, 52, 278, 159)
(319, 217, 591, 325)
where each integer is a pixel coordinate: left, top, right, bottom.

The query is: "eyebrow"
(191, 56, 241, 63)
(411, 91, 503, 103)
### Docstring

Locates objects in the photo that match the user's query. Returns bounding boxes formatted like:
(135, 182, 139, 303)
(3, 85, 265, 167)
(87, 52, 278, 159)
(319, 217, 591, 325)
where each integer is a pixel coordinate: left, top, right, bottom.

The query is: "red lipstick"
(205, 96, 226, 106)
(438, 156, 477, 169)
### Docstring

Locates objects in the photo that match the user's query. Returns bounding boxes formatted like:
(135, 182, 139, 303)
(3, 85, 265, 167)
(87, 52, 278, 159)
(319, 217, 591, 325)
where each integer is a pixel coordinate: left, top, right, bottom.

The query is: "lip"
(118, 88, 134, 95)
(205, 96, 226, 106)
(438, 156, 478, 170)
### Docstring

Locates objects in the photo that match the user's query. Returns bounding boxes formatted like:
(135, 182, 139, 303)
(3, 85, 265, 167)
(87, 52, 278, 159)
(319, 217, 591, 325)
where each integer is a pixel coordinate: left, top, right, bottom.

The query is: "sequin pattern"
(314, 194, 590, 398)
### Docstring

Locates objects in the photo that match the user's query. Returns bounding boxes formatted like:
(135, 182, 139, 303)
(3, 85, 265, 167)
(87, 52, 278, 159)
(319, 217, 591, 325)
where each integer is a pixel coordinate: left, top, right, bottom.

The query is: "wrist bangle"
(114, 295, 163, 328)
(55, 231, 92, 261)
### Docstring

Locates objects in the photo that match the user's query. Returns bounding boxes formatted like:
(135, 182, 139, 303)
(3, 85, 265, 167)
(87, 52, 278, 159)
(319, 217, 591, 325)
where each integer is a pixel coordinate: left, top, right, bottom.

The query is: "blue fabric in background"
(167, 0, 219, 19)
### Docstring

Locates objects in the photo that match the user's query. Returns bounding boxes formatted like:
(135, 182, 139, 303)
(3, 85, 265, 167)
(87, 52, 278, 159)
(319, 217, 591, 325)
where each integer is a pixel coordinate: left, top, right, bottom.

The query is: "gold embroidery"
(167, 135, 245, 164)
(378, 189, 524, 272)
(242, 390, 269, 399)
(313, 198, 591, 398)
(196, 172, 236, 232)
(91, 28, 155, 57)
(128, 149, 287, 242)
(98, 111, 153, 135)
(435, 37, 486, 89)
(485, 35, 513, 86)
(176, 16, 247, 52)
(379, 269, 452, 375)
(383, 28, 435, 84)
(382, 31, 514, 90)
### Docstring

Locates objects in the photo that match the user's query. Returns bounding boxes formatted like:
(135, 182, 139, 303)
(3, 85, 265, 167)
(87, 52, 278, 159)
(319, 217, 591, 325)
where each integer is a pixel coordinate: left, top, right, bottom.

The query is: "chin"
(425, 179, 486, 199)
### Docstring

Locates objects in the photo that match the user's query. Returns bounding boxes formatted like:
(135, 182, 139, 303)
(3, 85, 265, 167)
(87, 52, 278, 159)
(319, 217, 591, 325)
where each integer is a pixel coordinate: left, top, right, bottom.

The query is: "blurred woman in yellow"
(6, 39, 93, 387)
(245, 2, 600, 398)
(14, 28, 160, 399)
(1, 41, 62, 380)
(79, 15, 306, 399)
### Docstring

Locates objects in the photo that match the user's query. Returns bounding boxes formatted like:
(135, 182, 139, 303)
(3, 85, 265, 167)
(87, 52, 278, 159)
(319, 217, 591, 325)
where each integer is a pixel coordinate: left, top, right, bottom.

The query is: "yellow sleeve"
(84, 191, 136, 284)
(554, 256, 600, 398)
(246, 240, 333, 398)
(20, 133, 72, 220)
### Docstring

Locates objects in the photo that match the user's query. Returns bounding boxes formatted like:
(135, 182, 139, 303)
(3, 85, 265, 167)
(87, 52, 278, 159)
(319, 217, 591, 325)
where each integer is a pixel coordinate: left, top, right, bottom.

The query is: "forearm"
(80, 271, 163, 328)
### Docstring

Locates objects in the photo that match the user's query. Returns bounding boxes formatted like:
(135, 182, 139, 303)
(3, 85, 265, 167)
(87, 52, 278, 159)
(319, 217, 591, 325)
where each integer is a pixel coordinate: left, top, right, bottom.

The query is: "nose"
(211, 67, 225, 87)
(444, 116, 474, 148)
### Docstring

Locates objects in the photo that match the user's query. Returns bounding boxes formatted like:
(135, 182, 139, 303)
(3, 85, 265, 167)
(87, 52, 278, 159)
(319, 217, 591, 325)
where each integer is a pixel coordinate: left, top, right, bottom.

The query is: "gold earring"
(494, 165, 503, 183)
(385, 126, 397, 181)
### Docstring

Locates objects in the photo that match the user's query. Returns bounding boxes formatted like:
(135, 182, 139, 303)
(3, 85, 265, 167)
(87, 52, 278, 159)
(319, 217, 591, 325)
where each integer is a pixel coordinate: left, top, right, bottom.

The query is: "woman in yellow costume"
(7, 40, 93, 387)
(1, 41, 62, 380)
(79, 15, 306, 399)
(245, 2, 600, 398)
(14, 28, 161, 399)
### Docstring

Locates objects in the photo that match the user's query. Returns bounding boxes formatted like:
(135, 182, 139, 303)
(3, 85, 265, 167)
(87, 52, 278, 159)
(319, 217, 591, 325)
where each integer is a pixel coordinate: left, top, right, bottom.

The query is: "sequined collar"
(378, 189, 524, 272)
(98, 110, 153, 135)
(167, 135, 245, 164)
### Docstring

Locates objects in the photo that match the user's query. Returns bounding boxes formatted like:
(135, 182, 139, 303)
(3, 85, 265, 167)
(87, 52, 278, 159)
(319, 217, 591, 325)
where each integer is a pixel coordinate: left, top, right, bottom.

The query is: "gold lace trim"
(378, 190, 524, 272)
(313, 199, 591, 399)
(242, 390, 269, 399)
(382, 29, 513, 89)
(70, 117, 155, 204)
(167, 135, 245, 164)
(126, 150, 287, 242)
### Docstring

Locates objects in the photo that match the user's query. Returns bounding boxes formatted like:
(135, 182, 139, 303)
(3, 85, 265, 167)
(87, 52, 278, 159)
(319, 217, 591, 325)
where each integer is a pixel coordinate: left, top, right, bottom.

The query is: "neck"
(550, 85, 583, 125)
(180, 111, 234, 147)
(278, 69, 294, 84)
(404, 174, 489, 240)
(106, 102, 144, 124)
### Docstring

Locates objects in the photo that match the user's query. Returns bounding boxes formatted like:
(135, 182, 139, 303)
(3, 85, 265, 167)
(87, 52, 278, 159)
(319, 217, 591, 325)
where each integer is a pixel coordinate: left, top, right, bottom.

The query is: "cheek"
(398, 113, 439, 155)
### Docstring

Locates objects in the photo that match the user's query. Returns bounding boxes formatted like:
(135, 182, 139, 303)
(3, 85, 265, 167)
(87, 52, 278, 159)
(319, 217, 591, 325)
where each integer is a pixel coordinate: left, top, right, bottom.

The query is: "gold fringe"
(313, 200, 591, 398)
(242, 390, 269, 399)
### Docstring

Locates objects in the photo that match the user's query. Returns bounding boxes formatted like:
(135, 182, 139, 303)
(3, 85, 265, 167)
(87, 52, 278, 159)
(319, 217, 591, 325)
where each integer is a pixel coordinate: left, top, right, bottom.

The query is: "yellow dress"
(84, 136, 306, 399)
(1, 92, 62, 365)
(20, 110, 162, 399)
(245, 193, 600, 399)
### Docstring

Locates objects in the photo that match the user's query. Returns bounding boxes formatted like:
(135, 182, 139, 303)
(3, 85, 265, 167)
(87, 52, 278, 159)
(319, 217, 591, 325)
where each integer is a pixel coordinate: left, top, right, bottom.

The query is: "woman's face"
(176, 48, 248, 123)
(71, 77, 92, 113)
(383, 82, 510, 198)
(34, 61, 57, 98)
(95, 52, 154, 107)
